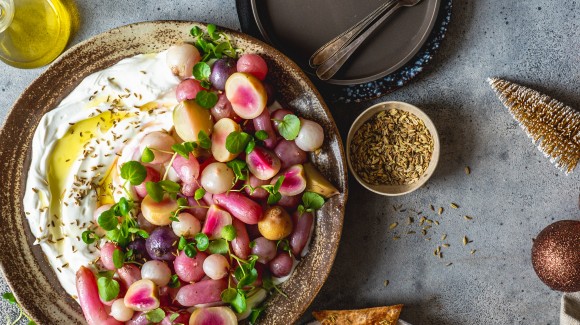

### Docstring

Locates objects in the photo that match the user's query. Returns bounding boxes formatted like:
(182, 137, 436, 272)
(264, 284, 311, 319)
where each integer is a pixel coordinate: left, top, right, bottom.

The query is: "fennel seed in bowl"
(350, 108, 434, 185)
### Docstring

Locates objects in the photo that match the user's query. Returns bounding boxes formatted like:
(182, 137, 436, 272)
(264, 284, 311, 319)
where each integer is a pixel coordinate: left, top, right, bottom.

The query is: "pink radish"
(213, 192, 263, 225)
(76, 266, 123, 325)
(253, 108, 277, 149)
(231, 218, 251, 259)
(175, 279, 228, 307)
(172, 153, 200, 184)
(202, 205, 233, 239)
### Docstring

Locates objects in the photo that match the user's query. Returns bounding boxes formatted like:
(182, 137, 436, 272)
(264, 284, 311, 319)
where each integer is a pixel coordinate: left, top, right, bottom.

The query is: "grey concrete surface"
(1, 0, 579, 324)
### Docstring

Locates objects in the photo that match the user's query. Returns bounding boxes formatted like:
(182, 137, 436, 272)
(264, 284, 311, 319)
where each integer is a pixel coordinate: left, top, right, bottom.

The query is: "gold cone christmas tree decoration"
(488, 78, 580, 174)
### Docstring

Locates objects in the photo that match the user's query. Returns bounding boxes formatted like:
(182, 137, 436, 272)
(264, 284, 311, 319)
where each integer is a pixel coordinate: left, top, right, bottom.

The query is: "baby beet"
(123, 279, 160, 312)
(146, 227, 178, 261)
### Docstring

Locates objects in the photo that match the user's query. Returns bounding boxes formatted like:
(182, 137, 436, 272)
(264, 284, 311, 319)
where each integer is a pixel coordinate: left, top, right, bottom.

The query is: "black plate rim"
(249, 0, 441, 85)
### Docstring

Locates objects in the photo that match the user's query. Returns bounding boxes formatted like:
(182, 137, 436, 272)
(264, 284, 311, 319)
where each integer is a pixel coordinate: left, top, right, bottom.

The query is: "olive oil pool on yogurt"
(0, 0, 77, 68)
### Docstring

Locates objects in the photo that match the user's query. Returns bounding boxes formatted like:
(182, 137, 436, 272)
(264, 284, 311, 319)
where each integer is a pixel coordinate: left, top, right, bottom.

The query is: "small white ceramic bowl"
(346, 101, 440, 196)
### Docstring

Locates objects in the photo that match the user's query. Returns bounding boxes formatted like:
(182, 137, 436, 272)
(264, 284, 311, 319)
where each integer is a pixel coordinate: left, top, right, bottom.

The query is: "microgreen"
(190, 23, 237, 62)
(226, 159, 248, 183)
(98, 209, 118, 231)
(170, 312, 180, 322)
(81, 230, 98, 244)
(261, 176, 285, 205)
(168, 274, 181, 288)
(178, 236, 197, 258)
(196, 90, 218, 109)
(221, 224, 237, 241)
(194, 188, 206, 201)
(245, 138, 256, 155)
(225, 131, 252, 154)
(146, 180, 181, 202)
(193, 62, 211, 81)
(255, 130, 269, 141)
(197, 130, 212, 150)
(112, 248, 125, 269)
(249, 306, 266, 324)
(195, 233, 210, 251)
(297, 191, 326, 215)
(119, 161, 147, 185)
(277, 238, 291, 254)
(145, 308, 166, 323)
(171, 141, 197, 159)
(274, 114, 301, 140)
(97, 276, 120, 302)
(141, 147, 155, 163)
(2, 292, 36, 325)
(208, 239, 229, 254)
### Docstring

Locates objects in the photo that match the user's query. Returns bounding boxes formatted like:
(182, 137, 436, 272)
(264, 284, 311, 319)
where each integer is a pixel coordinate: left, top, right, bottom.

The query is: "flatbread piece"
(313, 304, 403, 325)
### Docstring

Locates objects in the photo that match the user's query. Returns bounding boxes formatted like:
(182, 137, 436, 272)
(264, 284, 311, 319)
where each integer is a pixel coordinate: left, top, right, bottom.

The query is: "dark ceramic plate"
(0, 21, 347, 324)
(238, 0, 453, 103)
(249, 0, 440, 85)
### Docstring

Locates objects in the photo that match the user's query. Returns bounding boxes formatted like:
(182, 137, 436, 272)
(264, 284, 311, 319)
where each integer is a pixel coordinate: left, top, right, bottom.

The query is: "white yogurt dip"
(23, 51, 180, 296)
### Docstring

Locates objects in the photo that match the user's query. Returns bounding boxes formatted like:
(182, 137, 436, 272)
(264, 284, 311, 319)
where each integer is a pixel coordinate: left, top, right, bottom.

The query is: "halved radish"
(225, 72, 267, 119)
(189, 307, 237, 325)
(173, 100, 214, 142)
(202, 205, 233, 239)
(211, 118, 241, 162)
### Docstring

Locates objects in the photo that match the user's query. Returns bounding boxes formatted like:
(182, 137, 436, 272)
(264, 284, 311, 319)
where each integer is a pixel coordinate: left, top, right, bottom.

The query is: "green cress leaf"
(170, 312, 180, 322)
(207, 24, 218, 39)
(249, 306, 265, 324)
(112, 249, 125, 269)
(208, 239, 229, 254)
(120, 161, 147, 185)
(117, 197, 132, 216)
(273, 175, 285, 193)
(146, 181, 164, 202)
(245, 138, 256, 155)
(230, 291, 247, 314)
(226, 131, 252, 154)
(184, 245, 197, 258)
(193, 62, 211, 81)
(190, 26, 202, 37)
(128, 227, 149, 239)
(81, 230, 97, 244)
(2, 292, 16, 304)
(221, 225, 237, 241)
(237, 267, 258, 289)
(194, 188, 206, 201)
(198, 130, 212, 149)
(195, 233, 209, 251)
(106, 229, 130, 247)
(255, 130, 269, 141)
(97, 277, 120, 302)
(267, 192, 282, 205)
(146, 308, 166, 323)
(196, 90, 218, 109)
(249, 240, 256, 248)
(221, 288, 237, 303)
(178, 236, 188, 251)
(226, 159, 248, 181)
(277, 114, 301, 140)
(98, 209, 118, 231)
(141, 147, 155, 163)
(158, 180, 181, 193)
(172, 143, 192, 159)
(177, 197, 189, 207)
(201, 80, 212, 89)
(302, 191, 326, 211)
(168, 274, 181, 288)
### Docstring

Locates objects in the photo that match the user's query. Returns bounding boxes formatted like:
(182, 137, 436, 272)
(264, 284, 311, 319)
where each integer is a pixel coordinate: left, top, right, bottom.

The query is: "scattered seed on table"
(384, 280, 390, 287)
(463, 236, 469, 245)
(471, 249, 476, 255)
(438, 207, 444, 215)
(441, 234, 447, 241)
(442, 244, 450, 248)
(389, 222, 398, 230)
(446, 262, 453, 266)
(465, 166, 471, 175)
(450, 203, 459, 209)
(464, 215, 473, 220)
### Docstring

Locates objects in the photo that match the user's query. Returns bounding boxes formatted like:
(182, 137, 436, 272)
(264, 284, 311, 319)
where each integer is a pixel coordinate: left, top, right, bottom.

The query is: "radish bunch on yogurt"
(75, 25, 339, 325)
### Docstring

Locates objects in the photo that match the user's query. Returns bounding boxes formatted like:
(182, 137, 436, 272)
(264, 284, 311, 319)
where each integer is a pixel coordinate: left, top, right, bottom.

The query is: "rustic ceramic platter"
(0, 21, 347, 324)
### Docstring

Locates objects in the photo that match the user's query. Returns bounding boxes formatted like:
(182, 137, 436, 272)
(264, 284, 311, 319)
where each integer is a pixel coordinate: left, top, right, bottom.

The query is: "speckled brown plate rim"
(0, 20, 347, 324)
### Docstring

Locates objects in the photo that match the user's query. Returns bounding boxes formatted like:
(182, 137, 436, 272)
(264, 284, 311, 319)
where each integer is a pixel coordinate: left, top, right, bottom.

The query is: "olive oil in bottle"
(0, 0, 75, 68)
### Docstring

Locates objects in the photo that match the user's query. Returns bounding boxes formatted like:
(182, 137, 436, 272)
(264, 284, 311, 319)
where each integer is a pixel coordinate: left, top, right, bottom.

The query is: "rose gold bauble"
(532, 220, 580, 292)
